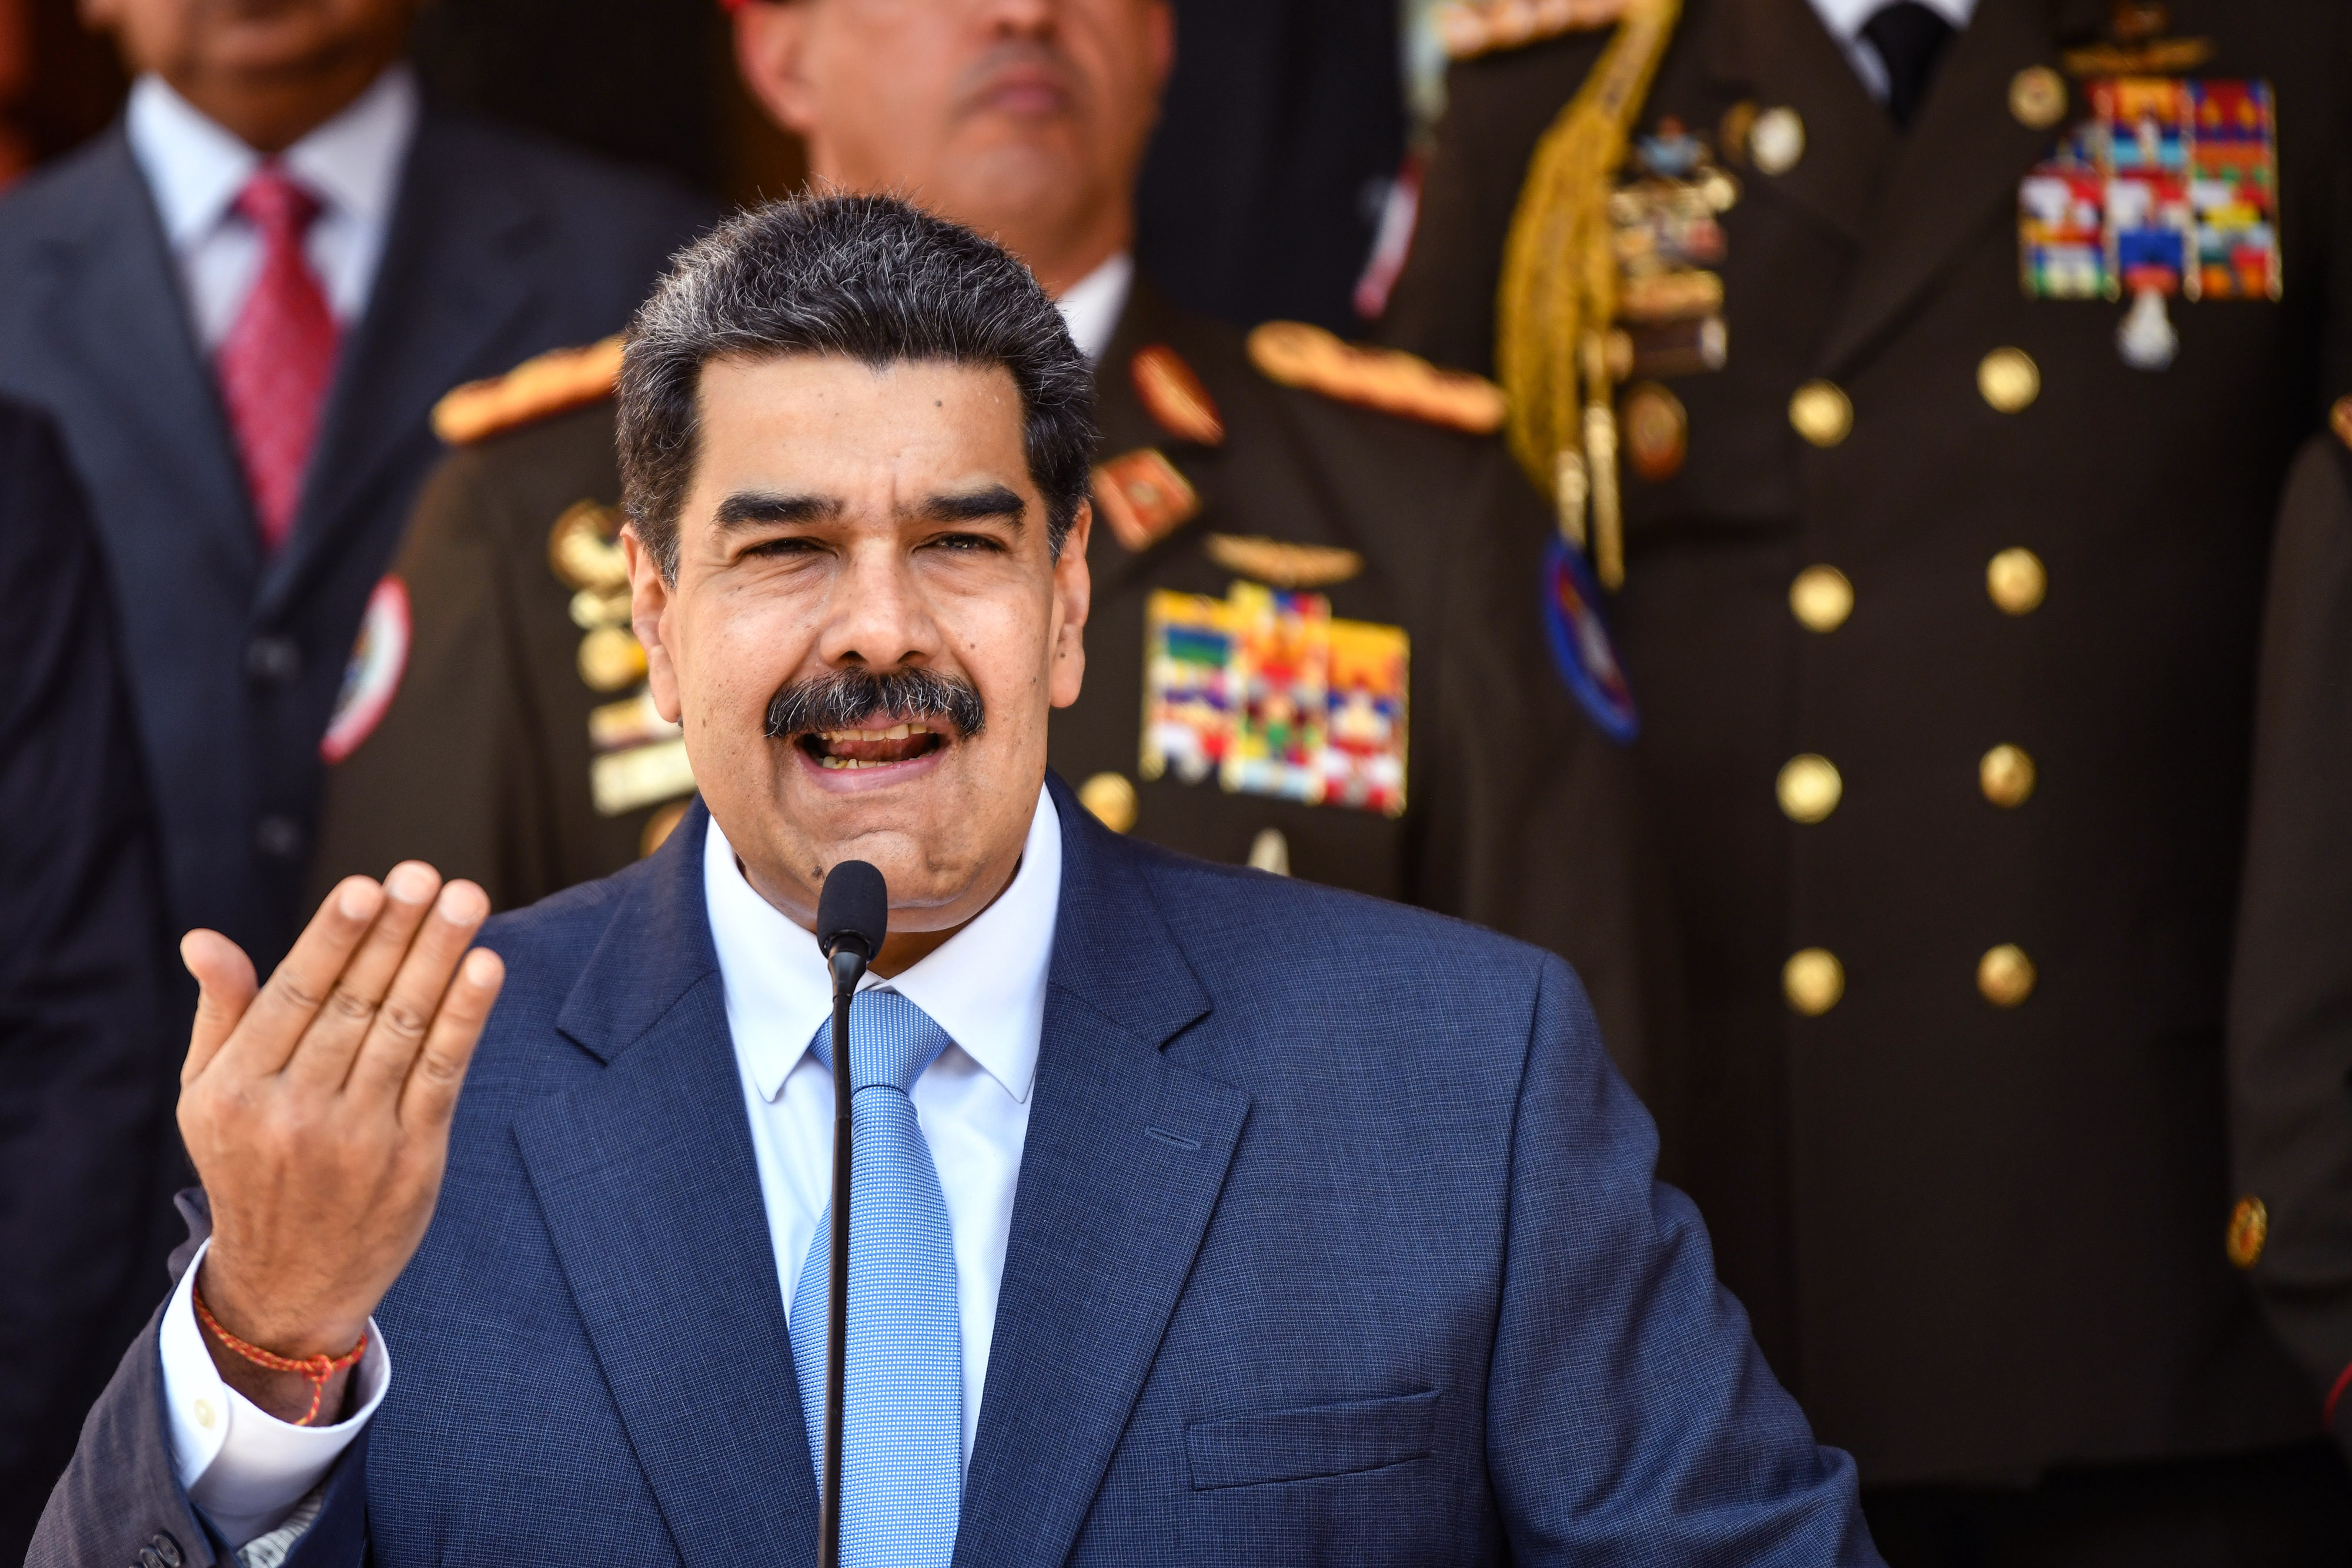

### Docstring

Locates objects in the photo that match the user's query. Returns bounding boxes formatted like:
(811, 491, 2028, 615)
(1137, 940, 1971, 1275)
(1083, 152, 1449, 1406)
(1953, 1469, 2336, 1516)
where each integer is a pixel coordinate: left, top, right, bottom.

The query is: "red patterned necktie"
(215, 163, 339, 553)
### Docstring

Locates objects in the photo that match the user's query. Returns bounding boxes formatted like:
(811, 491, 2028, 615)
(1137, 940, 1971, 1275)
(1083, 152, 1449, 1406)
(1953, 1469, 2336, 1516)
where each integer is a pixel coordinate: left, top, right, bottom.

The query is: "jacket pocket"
(1183, 1389, 1440, 1490)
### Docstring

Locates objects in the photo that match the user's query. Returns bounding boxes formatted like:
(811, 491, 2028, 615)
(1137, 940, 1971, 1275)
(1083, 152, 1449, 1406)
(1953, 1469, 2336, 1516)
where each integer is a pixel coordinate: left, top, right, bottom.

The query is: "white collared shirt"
(124, 65, 418, 351)
(1054, 250, 1132, 365)
(155, 785, 1061, 1548)
(1806, 0, 1977, 104)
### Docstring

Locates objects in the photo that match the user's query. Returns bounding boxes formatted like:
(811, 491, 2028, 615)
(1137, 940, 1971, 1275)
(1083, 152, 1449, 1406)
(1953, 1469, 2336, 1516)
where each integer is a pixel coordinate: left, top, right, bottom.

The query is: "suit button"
(2226, 1196, 2269, 1269)
(1783, 949, 1845, 1015)
(138, 1550, 165, 1568)
(1977, 348, 2040, 412)
(2009, 65, 2068, 129)
(1777, 754, 1842, 823)
(1979, 744, 2036, 807)
(245, 635, 303, 684)
(1977, 944, 2036, 1007)
(255, 815, 303, 860)
(1077, 772, 1138, 833)
(1987, 548, 2047, 614)
(1789, 565, 1853, 631)
(149, 1534, 183, 1567)
(1789, 380, 1852, 447)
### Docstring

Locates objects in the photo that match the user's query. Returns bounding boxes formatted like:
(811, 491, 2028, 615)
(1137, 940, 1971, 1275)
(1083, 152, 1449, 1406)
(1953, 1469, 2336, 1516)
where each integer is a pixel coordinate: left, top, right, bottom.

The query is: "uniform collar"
(126, 63, 419, 250)
(1808, 0, 1977, 42)
(1055, 251, 1134, 366)
(704, 784, 1061, 1106)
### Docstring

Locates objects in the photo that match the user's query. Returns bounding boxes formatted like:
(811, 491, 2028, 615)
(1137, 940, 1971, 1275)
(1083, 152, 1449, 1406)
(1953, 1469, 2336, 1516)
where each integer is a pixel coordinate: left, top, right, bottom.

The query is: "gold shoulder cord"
(1496, 0, 1681, 589)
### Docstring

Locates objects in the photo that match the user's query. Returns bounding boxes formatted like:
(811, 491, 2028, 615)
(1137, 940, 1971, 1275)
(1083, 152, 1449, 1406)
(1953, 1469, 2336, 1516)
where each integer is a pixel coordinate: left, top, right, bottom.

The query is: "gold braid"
(1496, 0, 1680, 589)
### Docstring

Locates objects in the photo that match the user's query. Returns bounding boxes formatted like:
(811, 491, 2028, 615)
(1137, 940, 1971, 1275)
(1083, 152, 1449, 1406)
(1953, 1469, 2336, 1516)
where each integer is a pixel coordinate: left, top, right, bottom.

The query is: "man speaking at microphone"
(35, 195, 1879, 1566)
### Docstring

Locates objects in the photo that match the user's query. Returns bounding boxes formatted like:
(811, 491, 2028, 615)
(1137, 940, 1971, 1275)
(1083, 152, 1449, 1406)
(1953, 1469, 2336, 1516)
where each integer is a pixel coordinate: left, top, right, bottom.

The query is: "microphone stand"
(820, 942, 863, 1568)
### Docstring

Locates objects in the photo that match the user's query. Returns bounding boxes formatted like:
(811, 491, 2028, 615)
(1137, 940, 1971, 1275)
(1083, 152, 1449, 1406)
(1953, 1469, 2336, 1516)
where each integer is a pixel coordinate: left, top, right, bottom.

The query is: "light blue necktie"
(789, 988, 963, 1567)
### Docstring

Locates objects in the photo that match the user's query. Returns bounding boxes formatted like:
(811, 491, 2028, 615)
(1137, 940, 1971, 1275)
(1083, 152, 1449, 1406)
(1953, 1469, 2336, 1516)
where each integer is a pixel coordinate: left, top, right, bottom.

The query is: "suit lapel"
(263, 112, 549, 614)
(39, 132, 259, 600)
(954, 778, 1251, 1568)
(1817, 0, 2064, 371)
(1712, 0, 1897, 249)
(512, 805, 820, 1567)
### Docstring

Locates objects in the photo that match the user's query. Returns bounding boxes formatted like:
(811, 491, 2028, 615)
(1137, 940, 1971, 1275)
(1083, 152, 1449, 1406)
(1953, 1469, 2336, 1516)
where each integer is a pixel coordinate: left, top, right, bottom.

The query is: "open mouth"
(797, 720, 946, 771)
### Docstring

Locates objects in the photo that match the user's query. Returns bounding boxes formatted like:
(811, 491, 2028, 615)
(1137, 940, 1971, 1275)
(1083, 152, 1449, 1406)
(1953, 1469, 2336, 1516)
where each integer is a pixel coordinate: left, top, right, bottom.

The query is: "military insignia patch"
(1093, 447, 1200, 552)
(1540, 538, 1639, 744)
(1247, 322, 1508, 434)
(1141, 583, 1408, 815)
(433, 337, 623, 446)
(320, 574, 410, 763)
(1202, 533, 1363, 589)
(548, 499, 630, 591)
(1130, 346, 1224, 446)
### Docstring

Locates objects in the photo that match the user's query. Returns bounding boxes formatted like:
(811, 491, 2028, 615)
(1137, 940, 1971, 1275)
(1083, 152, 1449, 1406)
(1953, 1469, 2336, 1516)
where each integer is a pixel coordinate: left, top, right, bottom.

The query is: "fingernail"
(439, 881, 487, 922)
(386, 863, 436, 904)
(338, 880, 380, 920)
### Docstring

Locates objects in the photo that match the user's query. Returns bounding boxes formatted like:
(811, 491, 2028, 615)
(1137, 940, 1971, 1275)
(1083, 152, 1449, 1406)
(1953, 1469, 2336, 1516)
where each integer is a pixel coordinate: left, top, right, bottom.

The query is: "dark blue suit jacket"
(0, 103, 711, 970)
(36, 778, 1880, 1566)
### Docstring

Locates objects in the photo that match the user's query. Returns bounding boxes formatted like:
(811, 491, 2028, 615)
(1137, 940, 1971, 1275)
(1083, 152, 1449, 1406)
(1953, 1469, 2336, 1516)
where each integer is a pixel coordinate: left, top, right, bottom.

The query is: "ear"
(1048, 498, 1093, 710)
(733, 0, 820, 139)
(623, 529, 684, 724)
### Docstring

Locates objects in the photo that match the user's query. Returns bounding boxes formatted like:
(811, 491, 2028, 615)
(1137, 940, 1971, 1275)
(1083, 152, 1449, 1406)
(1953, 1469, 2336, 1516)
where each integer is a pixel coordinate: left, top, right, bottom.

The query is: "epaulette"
(1439, 0, 1632, 61)
(2333, 395, 2352, 453)
(431, 336, 624, 446)
(1247, 321, 1507, 435)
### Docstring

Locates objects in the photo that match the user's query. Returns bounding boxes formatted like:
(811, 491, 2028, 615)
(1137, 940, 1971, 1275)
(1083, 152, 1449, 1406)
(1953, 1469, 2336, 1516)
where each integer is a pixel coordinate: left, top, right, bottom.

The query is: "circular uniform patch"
(1539, 538, 1638, 744)
(320, 574, 411, 763)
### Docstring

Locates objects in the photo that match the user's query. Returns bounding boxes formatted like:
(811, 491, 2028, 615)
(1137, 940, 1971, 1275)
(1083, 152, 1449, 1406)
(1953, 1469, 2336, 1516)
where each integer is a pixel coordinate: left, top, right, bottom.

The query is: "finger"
(347, 880, 491, 1104)
(399, 945, 505, 1133)
(283, 862, 443, 1094)
(180, 930, 258, 1085)
(213, 877, 386, 1079)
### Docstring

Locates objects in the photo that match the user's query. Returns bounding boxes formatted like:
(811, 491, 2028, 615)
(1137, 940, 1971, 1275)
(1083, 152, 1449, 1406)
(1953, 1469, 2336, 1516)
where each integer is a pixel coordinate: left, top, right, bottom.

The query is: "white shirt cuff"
(159, 1239, 391, 1549)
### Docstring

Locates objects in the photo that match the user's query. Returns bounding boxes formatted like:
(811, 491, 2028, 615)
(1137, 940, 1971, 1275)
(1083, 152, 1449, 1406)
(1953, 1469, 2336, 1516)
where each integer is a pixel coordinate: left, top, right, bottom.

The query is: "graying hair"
(617, 193, 1098, 578)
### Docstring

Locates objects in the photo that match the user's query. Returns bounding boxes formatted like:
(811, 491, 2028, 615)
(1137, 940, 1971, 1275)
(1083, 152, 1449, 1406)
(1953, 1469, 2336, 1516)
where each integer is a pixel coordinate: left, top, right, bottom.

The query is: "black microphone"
(814, 860, 886, 1568)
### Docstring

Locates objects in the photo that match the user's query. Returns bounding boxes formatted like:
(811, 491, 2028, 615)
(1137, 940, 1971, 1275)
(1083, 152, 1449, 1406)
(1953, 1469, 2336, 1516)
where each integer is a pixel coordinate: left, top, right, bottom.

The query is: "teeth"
(814, 721, 933, 743)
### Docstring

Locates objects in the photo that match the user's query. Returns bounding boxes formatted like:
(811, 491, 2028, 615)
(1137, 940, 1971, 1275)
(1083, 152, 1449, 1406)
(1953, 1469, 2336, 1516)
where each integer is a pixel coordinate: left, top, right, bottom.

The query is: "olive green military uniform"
(2230, 418, 2352, 1463)
(1381, 0, 2352, 1514)
(310, 283, 1681, 1089)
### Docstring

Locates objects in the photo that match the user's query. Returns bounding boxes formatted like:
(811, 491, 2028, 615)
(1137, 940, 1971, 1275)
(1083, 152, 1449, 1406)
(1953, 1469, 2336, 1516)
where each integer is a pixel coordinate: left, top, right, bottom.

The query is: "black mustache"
(763, 666, 986, 741)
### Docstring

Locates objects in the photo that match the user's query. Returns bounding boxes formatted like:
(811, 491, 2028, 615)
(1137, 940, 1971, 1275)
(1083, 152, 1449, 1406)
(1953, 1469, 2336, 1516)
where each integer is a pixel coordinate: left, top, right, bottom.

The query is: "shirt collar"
(705, 784, 1061, 1106)
(1054, 252, 1133, 366)
(126, 64, 419, 249)
(1808, 0, 1975, 42)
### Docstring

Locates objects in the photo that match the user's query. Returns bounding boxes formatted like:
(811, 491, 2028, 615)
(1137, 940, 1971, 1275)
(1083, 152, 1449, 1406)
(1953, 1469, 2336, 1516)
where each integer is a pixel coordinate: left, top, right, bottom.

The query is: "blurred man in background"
(0, 0, 710, 975)
(0, 395, 175, 1559)
(309, 0, 1683, 1091)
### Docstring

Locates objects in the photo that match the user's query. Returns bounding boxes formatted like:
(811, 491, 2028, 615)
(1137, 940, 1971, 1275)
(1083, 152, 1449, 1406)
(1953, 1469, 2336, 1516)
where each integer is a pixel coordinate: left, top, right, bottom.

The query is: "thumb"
(181, 928, 259, 1085)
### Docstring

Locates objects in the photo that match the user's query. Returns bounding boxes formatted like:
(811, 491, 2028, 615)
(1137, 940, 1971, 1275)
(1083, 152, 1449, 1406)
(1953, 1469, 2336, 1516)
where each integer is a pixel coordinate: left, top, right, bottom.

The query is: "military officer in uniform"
(1381, 0, 2352, 1558)
(308, 0, 1679, 1086)
(2230, 404, 2352, 1472)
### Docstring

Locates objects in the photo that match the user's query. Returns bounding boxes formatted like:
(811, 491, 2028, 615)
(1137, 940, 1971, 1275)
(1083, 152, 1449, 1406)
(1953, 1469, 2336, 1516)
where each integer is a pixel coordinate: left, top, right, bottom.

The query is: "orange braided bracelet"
(191, 1283, 369, 1427)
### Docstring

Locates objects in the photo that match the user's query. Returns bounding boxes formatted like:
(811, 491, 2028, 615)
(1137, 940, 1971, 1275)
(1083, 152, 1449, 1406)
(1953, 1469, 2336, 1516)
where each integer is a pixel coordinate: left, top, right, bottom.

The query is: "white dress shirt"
(158, 785, 1061, 1549)
(124, 65, 418, 351)
(1806, 0, 1977, 104)
(1055, 250, 1132, 366)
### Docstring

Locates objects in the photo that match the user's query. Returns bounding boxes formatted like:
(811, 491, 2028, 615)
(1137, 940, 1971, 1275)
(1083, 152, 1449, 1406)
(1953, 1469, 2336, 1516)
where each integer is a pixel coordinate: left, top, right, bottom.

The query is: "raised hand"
(176, 863, 505, 1423)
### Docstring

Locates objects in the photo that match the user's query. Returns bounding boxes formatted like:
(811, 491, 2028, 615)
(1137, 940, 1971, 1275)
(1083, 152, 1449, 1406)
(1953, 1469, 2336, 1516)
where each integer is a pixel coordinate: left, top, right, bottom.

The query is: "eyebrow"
(713, 491, 842, 530)
(911, 484, 1027, 530)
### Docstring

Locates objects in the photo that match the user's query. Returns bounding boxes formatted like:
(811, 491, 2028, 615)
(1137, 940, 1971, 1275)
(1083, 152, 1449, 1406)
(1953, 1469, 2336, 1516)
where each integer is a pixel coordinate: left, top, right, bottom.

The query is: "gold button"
(576, 626, 649, 692)
(1776, 754, 1843, 823)
(1749, 105, 1806, 175)
(1247, 827, 1291, 875)
(1783, 948, 1845, 1015)
(2008, 65, 2067, 129)
(1986, 547, 2047, 615)
(1789, 565, 1854, 632)
(2226, 1195, 2269, 1270)
(1789, 380, 1852, 447)
(1979, 744, 2036, 808)
(1977, 348, 2040, 413)
(1977, 944, 2036, 1007)
(1078, 771, 1138, 834)
(193, 1398, 217, 1430)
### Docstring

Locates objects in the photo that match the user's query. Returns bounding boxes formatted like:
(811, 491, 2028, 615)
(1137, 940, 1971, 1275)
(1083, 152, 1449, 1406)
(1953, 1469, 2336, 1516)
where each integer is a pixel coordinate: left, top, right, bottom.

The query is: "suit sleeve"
(1487, 952, 1879, 1564)
(0, 407, 179, 1550)
(2229, 435, 2352, 1454)
(1416, 440, 1686, 1121)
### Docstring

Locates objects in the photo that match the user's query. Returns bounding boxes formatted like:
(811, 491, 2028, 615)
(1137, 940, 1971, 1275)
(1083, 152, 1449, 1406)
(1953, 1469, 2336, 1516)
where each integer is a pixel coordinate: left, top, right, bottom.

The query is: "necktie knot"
(1860, 1, 1956, 129)
(233, 164, 324, 245)
(807, 988, 954, 1095)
